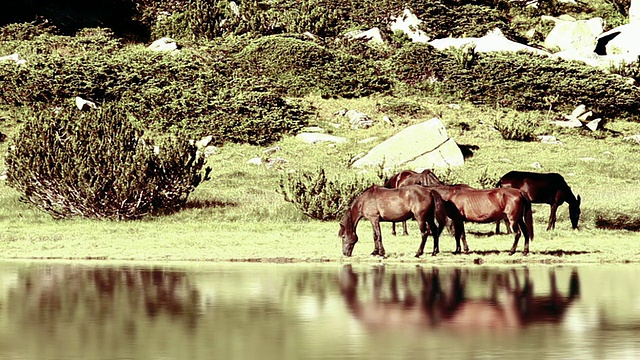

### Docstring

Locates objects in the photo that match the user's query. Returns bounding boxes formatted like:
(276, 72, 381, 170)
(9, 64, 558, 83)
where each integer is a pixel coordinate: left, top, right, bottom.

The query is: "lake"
(0, 261, 638, 360)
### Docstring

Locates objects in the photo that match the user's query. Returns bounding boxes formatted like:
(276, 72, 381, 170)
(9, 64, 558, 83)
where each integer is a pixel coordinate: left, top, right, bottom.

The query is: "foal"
(383, 169, 443, 236)
(339, 185, 447, 257)
(496, 171, 581, 232)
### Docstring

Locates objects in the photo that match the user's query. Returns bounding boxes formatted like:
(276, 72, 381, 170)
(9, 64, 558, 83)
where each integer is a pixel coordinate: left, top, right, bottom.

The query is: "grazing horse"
(383, 169, 443, 236)
(431, 185, 533, 255)
(496, 171, 581, 232)
(338, 185, 447, 257)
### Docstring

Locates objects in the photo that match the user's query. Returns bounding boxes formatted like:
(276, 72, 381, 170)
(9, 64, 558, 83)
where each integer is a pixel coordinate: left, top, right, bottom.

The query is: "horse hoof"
(508, 251, 516, 256)
(523, 251, 529, 256)
(414, 253, 423, 258)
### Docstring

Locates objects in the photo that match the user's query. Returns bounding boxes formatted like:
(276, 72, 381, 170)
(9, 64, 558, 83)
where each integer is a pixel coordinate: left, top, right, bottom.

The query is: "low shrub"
(493, 110, 538, 141)
(5, 104, 211, 220)
(278, 168, 377, 221)
(594, 210, 640, 231)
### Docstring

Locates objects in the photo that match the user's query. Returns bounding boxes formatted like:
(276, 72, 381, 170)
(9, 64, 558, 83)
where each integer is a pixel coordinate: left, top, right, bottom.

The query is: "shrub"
(278, 168, 377, 221)
(594, 210, 640, 231)
(236, 35, 391, 98)
(442, 52, 640, 119)
(5, 104, 211, 220)
(493, 110, 538, 141)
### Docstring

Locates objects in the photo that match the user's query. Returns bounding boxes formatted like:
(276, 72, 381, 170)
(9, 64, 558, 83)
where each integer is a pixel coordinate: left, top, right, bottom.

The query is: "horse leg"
(415, 219, 428, 258)
(427, 217, 440, 256)
(391, 222, 397, 236)
(508, 218, 521, 255)
(371, 219, 385, 257)
(519, 217, 530, 256)
(402, 221, 409, 236)
(547, 203, 559, 231)
(452, 220, 466, 254)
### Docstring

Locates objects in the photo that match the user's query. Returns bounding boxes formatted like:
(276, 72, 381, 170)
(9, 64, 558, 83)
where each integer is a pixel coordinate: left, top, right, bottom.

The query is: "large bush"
(0, 36, 312, 145)
(5, 104, 211, 220)
(236, 35, 392, 98)
(278, 168, 378, 221)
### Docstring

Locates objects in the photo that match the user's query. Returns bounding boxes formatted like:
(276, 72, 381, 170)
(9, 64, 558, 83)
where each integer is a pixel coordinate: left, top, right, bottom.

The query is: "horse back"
(498, 171, 571, 204)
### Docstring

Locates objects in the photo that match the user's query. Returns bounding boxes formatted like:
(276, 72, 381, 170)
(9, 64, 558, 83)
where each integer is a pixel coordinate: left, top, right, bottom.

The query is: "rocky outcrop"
(430, 28, 548, 55)
(350, 117, 464, 170)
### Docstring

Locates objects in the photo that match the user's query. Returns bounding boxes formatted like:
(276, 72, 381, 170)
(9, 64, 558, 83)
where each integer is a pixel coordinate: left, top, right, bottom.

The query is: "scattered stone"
(578, 157, 597, 162)
(390, 9, 430, 43)
(75, 96, 97, 111)
(500, 158, 513, 164)
(530, 162, 542, 168)
(196, 135, 213, 148)
(148, 37, 180, 52)
(265, 157, 289, 169)
(295, 133, 347, 144)
(382, 116, 394, 125)
(624, 134, 640, 143)
(538, 135, 563, 145)
(247, 157, 262, 166)
(0, 53, 26, 65)
(203, 146, 217, 158)
(430, 28, 549, 55)
(585, 118, 602, 131)
(343, 27, 384, 44)
(447, 104, 461, 110)
(263, 146, 281, 154)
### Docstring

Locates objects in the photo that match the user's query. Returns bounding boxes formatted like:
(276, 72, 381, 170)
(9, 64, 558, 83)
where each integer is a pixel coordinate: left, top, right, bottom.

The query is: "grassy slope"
(2, 95, 640, 264)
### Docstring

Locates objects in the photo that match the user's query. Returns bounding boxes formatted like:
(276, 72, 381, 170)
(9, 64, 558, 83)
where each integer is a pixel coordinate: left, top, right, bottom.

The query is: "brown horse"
(383, 169, 443, 236)
(431, 185, 534, 255)
(496, 171, 581, 232)
(338, 185, 447, 257)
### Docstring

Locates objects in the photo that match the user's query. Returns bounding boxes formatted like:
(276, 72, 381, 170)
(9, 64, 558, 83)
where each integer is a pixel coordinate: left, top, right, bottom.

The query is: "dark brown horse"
(431, 185, 534, 255)
(338, 185, 447, 257)
(383, 169, 443, 236)
(496, 171, 581, 232)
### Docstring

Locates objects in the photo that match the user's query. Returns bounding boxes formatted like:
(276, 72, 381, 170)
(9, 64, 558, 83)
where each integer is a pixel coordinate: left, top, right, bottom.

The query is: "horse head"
(339, 223, 358, 256)
(569, 195, 581, 229)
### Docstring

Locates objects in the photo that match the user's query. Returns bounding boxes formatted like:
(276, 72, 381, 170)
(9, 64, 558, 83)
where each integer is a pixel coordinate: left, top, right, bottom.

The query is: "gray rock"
(351, 117, 464, 170)
(75, 96, 97, 111)
(390, 9, 430, 43)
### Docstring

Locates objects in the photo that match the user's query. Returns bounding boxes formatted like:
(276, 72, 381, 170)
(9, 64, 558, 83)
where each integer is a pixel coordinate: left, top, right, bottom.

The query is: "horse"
(338, 185, 447, 258)
(496, 171, 581, 232)
(383, 169, 443, 236)
(430, 185, 534, 255)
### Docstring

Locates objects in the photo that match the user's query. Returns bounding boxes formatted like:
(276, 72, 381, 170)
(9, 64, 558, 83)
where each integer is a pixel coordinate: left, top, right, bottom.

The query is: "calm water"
(0, 262, 639, 360)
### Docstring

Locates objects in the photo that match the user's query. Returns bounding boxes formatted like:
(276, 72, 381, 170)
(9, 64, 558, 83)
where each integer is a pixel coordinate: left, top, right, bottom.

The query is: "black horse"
(496, 171, 581, 232)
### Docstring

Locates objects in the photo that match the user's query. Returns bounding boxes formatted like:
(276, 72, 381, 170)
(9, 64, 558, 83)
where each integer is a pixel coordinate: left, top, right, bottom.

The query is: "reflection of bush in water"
(7, 266, 201, 325)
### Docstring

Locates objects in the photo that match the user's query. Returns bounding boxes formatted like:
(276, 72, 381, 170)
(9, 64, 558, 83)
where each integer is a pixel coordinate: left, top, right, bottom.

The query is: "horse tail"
(521, 194, 534, 241)
(430, 190, 447, 234)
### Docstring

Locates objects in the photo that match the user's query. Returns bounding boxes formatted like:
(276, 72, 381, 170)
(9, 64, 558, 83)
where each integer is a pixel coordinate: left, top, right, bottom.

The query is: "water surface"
(0, 262, 638, 359)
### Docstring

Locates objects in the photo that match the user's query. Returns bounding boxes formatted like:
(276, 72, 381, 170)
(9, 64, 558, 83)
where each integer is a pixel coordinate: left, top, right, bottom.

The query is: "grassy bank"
(2, 95, 640, 264)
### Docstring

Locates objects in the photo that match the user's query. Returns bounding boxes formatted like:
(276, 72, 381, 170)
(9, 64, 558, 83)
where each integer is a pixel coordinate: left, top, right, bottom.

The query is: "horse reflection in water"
(338, 266, 580, 332)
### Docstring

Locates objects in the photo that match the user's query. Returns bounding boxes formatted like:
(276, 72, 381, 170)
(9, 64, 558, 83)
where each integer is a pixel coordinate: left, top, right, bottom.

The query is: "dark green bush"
(278, 168, 377, 221)
(441, 52, 640, 119)
(594, 210, 640, 231)
(5, 104, 210, 220)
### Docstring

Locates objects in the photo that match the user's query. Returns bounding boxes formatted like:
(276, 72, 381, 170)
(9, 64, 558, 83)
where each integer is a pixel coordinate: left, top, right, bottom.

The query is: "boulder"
(542, 15, 603, 52)
(430, 28, 549, 55)
(350, 117, 464, 170)
(148, 37, 179, 52)
(631, 0, 640, 24)
(335, 109, 375, 129)
(390, 9, 430, 43)
(595, 22, 640, 59)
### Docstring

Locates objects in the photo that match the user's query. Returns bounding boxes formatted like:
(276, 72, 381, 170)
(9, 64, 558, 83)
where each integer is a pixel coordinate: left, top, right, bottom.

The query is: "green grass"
(2, 94, 640, 264)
